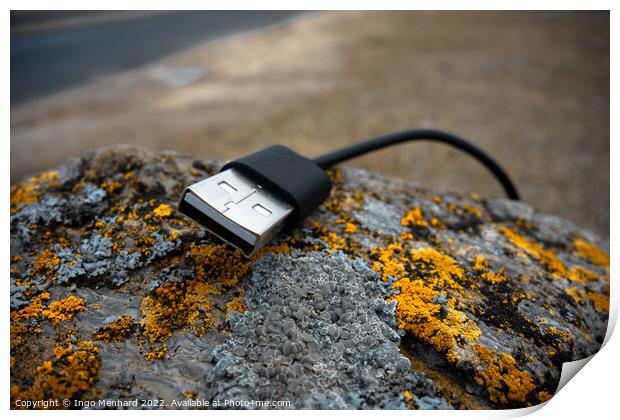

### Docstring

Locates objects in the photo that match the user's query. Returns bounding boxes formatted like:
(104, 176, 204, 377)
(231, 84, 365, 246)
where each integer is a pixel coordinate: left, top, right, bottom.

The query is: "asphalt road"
(10, 11, 305, 105)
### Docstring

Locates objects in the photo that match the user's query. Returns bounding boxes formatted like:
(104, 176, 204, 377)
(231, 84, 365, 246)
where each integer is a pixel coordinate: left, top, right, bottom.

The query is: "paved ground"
(11, 11, 305, 104)
(10, 11, 609, 236)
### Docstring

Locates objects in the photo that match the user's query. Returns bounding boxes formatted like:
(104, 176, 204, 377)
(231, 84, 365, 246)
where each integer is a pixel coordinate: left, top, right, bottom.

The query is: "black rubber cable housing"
(312, 129, 520, 200)
(222, 145, 332, 226)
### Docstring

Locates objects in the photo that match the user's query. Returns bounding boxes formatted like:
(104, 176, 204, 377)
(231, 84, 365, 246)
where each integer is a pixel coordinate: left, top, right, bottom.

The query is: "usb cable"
(179, 129, 519, 257)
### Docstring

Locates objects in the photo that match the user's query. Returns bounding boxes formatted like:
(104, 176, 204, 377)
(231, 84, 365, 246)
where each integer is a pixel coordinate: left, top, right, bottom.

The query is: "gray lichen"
(206, 252, 449, 409)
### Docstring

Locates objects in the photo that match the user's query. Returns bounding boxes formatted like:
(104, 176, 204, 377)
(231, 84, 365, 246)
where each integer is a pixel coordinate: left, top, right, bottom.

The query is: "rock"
(10, 145, 609, 409)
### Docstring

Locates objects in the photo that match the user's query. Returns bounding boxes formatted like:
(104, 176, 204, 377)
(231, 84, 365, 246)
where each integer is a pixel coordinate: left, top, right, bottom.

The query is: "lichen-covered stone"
(10, 145, 609, 409)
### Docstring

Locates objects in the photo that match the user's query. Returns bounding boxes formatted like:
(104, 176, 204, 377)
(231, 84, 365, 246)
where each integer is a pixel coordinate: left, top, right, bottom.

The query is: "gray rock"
(10, 145, 609, 410)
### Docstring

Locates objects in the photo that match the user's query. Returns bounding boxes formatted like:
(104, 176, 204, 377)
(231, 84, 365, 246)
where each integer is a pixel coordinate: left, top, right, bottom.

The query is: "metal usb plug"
(178, 168, 294, 257)
(178, 145, 332, 257)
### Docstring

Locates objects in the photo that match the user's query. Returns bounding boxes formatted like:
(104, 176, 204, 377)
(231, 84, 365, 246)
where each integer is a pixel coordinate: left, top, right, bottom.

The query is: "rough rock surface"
(10, 146, 609, 409)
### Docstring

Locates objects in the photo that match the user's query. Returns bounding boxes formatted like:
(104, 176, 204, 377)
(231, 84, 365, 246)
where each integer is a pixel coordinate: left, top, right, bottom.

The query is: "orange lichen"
(101, 180, 123, 193)
(544, 326, 571, 342)
(375, 244, 478, 362)
(91, 315, 135, 342)
(409, 248, 465, 291)
(326, 168, 343, 184)
(473, 344, 536, 405)
(587, 291, 609, 312)
(472, 255, 487, 272)
(461, 203, 483, 218)
(144, 344, 168, 361)
(140, 277, 217, 360)
(126, 207, 139, 220)
(42, 296, 86, 324)
(226, 293, 247, 318)
(10, 292, 51, 350)
(472, 255, 510, 284)
(399, 231, 415, 241)
(323, 231, 347, 250)
(313, 223, 350, 252)
(372, 246, 466, 289)
(565, 285, 608, 312)
(11, 292, 50, 321)
(500, 227, 602, 284)
(11, 186, 39, 212)
(447, 201, 485, 220)
(141, 281, 212, 343)
(537, 390, 553, 403)
(574, 238, 610, 267)
(565, 287, 584, 304)
(259, 242, 291, 256)
(344, 222, 357, 234)
(12, 340, 99, 405)
(10, 171, 59, 213)
(500, 227, 566, 277)
(401, 207, 428, 228)
(136, 241, 282, 359)
(371, 243, 407, 280)
(322, 192, 365, 213)
(190, 244, 251, 289)
(334, 218, 359, 234)
(153, 203, 173, 218)
(403, 390, 417, 409)
(32, 249, 61, 279)
(430, 217, 444, 228)
(184, 390, 198, 399)
(566, 265, 600, 285)
(389, 277, 480, 362)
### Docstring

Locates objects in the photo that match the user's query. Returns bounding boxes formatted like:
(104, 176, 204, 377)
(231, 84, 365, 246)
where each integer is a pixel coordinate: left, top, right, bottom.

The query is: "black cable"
(312, 129, 520, 200)
(180, 128, 521, 255)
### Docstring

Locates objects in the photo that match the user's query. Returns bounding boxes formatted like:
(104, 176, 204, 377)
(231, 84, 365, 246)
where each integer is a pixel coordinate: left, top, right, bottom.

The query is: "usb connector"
(179, 145, 332, 256)
(179, 168, 294, 256)
(178, 130, 520, 257)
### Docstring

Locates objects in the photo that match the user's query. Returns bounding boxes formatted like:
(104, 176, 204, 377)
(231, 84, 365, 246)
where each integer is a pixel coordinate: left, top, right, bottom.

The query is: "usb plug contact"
(179, 168, 294, 257)
(178, 145, 332, 257)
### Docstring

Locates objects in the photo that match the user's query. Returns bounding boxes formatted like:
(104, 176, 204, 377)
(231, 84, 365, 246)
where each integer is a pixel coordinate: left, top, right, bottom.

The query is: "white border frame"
(4, 3, 616, 419)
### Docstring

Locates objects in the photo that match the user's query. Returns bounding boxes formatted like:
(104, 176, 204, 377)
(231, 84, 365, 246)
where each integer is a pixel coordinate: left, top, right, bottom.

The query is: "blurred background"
(10, 11, 609, 237)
